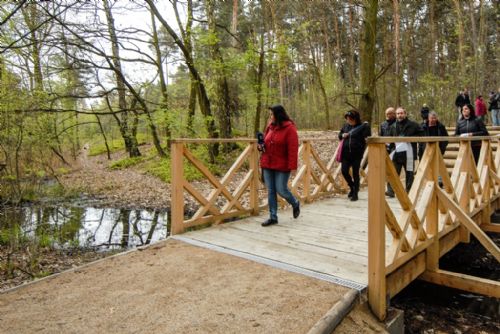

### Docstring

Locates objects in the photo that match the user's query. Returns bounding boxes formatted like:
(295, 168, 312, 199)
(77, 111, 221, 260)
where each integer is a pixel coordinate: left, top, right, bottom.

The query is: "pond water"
(0, 206, 169, 250)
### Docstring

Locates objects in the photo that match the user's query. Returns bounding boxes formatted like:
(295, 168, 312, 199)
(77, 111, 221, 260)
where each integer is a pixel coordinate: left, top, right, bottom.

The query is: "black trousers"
(388, 151, 414, 193)
(341, 155, 362, 190)
(472, 145, 480, 164)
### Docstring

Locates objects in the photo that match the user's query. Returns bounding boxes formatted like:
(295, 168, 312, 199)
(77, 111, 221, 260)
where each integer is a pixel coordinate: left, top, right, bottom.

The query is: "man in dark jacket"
(455, 88, 471, 110)
(455, 88, 471, 119)
(455, 104, 489, 164)
(380, 107, 396, 136)
(489, 88, 500, 126)
(386, 107, 424, 197)
(380, 107, 396, 155)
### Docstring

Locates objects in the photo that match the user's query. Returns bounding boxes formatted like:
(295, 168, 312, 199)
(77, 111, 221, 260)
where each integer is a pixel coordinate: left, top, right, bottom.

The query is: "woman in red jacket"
(258, 105, 300, 227)
(475, 95, 487, 123)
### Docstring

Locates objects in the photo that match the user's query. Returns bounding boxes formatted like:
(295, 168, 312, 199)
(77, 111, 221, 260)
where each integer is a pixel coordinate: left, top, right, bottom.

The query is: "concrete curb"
(307, 289, 359, 334)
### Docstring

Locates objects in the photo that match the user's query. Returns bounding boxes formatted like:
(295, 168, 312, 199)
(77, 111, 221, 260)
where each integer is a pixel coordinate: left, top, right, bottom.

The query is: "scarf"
(390, 142, 414, 172)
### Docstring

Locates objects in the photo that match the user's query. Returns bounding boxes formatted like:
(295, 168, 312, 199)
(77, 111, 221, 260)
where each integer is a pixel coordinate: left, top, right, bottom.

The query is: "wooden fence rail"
(367, 136, 500, 320)
(170, 137, 354, 235)
(170, 134, 500, 322)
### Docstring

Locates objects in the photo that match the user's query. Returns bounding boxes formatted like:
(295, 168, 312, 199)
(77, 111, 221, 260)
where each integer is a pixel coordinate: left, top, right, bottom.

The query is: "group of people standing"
(381, 101, 489, 197)
(455, 87, 500, 126)
(257, 95, 494, 226)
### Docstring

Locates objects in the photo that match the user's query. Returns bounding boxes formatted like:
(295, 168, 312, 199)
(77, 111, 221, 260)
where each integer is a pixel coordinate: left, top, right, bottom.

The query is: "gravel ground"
(0, 239, 386, 334)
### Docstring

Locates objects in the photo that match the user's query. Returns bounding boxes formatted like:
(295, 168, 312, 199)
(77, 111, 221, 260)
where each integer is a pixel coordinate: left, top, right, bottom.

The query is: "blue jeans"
(491, 109, 500, 126)
(263, 168, 299, 221)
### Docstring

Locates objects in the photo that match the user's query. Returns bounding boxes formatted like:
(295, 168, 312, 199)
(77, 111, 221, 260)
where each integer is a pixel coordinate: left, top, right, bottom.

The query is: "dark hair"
(420, 105, 430, 120)
(461, 104, 476, 119)
(344, 109, 362, 125)
(269, 104, 291, 125)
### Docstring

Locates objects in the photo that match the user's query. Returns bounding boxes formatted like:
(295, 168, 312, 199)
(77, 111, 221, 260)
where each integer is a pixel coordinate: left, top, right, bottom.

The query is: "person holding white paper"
(386, 107, 424, 197)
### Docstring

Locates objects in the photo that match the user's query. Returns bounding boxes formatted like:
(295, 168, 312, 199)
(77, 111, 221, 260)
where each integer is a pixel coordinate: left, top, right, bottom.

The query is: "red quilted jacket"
(259, 120, 299, 171)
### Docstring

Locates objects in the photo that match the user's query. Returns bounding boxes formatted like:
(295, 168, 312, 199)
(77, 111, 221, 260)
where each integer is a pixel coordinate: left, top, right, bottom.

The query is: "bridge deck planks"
(179, 191, 400, 287)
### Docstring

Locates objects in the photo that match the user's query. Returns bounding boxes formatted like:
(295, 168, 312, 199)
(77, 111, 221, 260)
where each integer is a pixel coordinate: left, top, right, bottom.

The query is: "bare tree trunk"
(429, 0, 437, 75)
(453, 0, 466, 78)
(150, 9, 171, 147)
(393, 0, 401, 107)
(21, 4, 43, 92)
(358, 0, 378, 124)
(254, 34, 265, 135)
(103, 0, 140, 157)
(95, 114, 111, 160)
(207, 0, 232, 140)
(477, 0, 486, 94)
(148, 0, 218, 157)
(308, 38, 330, 129)
(173, 0, 197, 136)
(348, 1, 357, 86)
(268, 2, 286, 104)
(332, 16, 340, 70)
(231, 0, 239, 48)
(469, 0, 478, 94)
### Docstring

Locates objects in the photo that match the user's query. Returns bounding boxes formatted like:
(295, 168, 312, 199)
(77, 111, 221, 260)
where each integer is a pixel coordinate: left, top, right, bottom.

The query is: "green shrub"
(34, 270, 51, 278)
(109, 157, 143, 170)
(44, 184, 66, 198)
(38, 234, 53, 248)
(145, 156, 207, 183)
(145, 158, 171, 182)
(56, 167, 71, 175)
(88, 138, 124, 156)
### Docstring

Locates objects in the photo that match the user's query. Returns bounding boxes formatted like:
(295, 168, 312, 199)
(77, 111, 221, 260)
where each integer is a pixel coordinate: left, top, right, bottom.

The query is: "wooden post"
(250, 142, 260, 215)
(458, 172, 471, 243)
(304, 141, 312, 203)
(480, 140, 491, 225)
(482, 165, 491, 226)
(426, 143, 439, 271)
(171, 142, 185, 235)
(368, 143, 387, 321)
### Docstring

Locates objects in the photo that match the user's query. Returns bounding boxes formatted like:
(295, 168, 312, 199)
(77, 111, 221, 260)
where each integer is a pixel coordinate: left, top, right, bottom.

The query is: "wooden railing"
(367, 136, 500, 321)
(170, 137, 357, 235)
(170, 134, 500, 322)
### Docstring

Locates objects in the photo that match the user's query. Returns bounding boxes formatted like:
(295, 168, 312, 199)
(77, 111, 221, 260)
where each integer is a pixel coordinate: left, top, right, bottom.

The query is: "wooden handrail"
(170, 134, 500, 322)
(367, 137, 500, 321)
(170, 137, 349, 235)
(171, 137, 342, 143)
(367, 135, 499, 144)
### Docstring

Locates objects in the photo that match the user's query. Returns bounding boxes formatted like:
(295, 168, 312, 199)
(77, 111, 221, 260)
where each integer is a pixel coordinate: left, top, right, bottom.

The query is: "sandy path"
(0, 239, 358, 334)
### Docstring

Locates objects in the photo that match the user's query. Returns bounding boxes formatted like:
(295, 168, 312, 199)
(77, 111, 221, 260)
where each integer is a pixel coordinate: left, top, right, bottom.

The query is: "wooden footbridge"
(170, 130, 500, 321)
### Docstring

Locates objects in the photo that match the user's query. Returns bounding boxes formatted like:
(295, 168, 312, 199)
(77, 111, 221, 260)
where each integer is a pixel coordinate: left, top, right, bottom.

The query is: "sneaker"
(385, 191, 395, 198)
(347, 188, 354, 198)
(350, 193, 358, 201)
(293, 202, 300, 219)
(261, 219, 278, 227)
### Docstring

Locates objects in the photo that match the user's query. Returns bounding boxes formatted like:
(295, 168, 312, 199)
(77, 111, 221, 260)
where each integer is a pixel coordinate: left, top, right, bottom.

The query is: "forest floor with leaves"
(2, 131, 499, 333)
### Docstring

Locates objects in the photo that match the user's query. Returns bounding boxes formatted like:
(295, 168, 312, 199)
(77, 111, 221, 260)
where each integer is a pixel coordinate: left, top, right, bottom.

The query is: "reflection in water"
(0, 206, 169, 250)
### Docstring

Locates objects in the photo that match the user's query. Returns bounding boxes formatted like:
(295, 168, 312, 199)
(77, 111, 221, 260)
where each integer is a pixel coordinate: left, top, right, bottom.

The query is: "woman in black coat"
(455, 104, 489, 163)
(338, 110, 371, 201)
